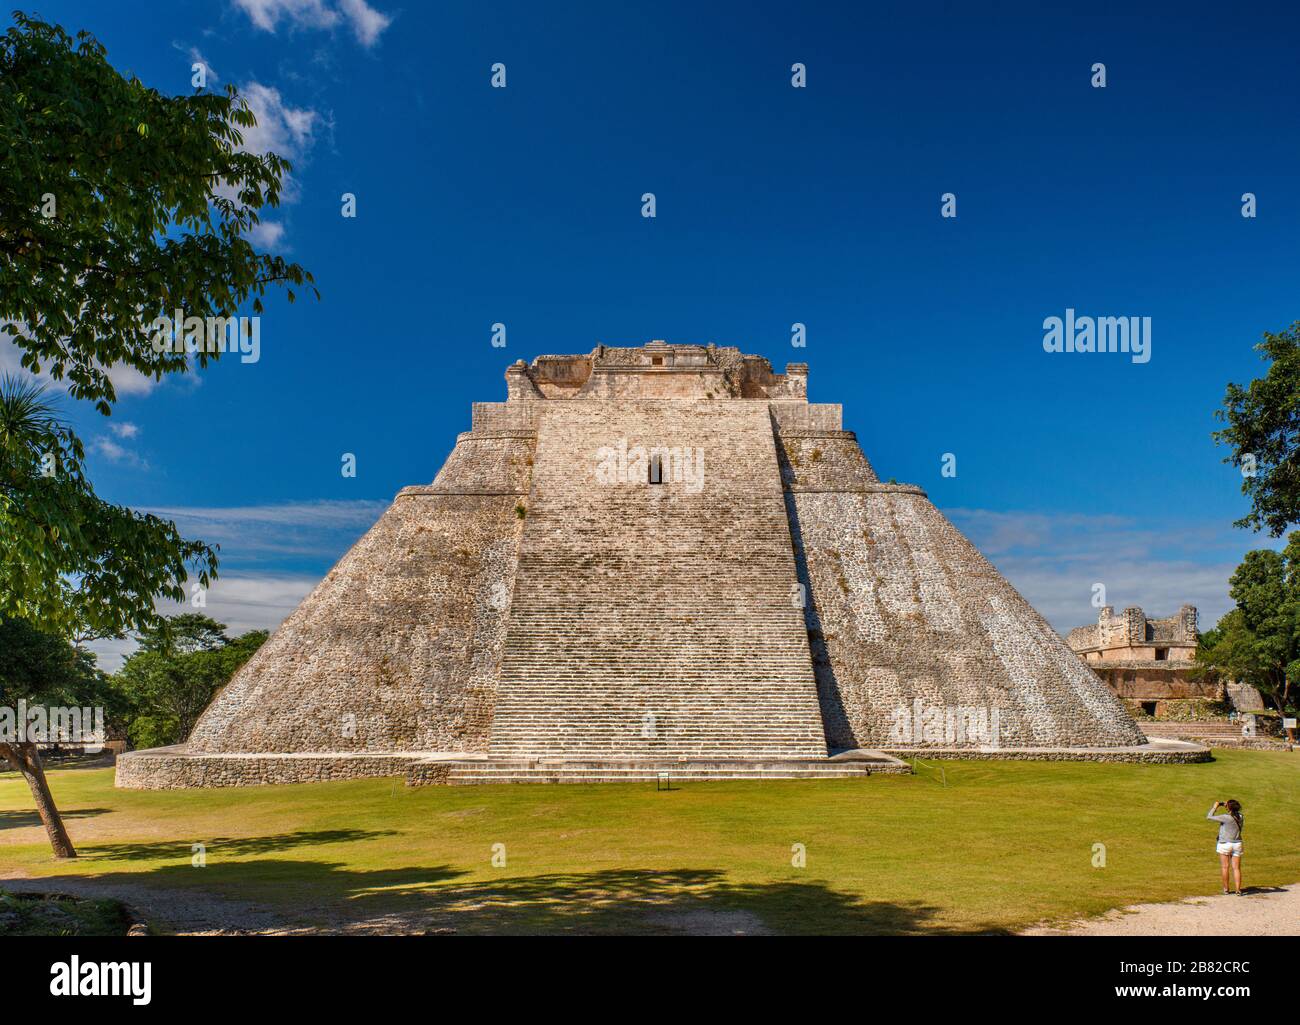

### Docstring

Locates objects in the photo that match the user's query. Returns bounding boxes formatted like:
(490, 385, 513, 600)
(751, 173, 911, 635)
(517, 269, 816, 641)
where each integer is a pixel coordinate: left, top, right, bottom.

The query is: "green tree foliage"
(1214, 321, 1300, 536)
(114, 615, 267, 748)
(1194, 537, 1300, 714)
(0, 12, 313, 857)
(0, 13, 316, 640)
(0, 12, 316, 411)
(0, 375, 218, 640)
(0, 614, 123, 719)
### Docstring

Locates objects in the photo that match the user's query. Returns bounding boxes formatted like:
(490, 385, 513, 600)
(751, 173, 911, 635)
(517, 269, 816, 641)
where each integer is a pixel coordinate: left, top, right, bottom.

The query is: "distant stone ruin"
(117, 343, 1206, 788)
(1068, 604, 1260, 721)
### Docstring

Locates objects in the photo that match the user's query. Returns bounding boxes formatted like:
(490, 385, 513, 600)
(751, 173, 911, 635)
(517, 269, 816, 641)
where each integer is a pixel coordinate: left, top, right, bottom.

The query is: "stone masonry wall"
(116, 748, 420, 789)
(185, 431, 533, 755)
(783, 431, 1146, 750)
(775, 429, 878, 490)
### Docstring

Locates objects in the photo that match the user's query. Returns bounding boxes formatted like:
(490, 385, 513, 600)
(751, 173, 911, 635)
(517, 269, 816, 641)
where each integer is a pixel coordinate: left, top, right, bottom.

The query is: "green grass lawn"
(1, 750, 1297, 934)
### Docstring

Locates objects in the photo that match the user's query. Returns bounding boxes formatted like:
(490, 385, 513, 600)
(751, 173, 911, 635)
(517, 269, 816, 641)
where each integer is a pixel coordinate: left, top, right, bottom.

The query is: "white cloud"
(219, 81, 323, 246)
(87, 572, 321, 670)
(233, 0, 393, 47)
(245, 219, 287, 248)
(109, 421, 140, 439)
(144, 498, 386, 529)
(140, 499, 387, 561)
(235, 81, 319, 165)
(234, 0, 338, 33)
(24, 472, 370, 671)
(84, 498, 388, 670)
(0, 332, 158, 400)
(90, 434, 148, 469)
(944, 506, 1267, 636)
(174, 43, 218, 83)
(105, 362, 157, 397)
(190, 47, 217, 81)
(0, 330, 54, 386)
(338, 0, 393, 46)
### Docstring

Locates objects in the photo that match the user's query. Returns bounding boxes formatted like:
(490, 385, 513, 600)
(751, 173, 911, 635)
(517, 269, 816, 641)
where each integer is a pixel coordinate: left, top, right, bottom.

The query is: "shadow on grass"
(393, 866, 993, 935)
(0, 807, 112, 830)
(23, 848, 1005, 934)
(82, 829, 399, 862)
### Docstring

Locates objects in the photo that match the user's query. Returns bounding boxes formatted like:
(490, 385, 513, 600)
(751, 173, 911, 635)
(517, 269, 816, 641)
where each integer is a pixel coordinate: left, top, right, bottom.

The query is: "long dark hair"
(1226, 799, 1243, 834)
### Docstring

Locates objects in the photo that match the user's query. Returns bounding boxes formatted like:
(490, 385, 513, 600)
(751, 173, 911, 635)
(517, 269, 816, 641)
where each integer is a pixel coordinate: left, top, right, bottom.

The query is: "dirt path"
(1024, 883, 1300, 936)
(0, 875, 768, 935)
(7, 873, 1297, 936)
(0, 875, 322, 934)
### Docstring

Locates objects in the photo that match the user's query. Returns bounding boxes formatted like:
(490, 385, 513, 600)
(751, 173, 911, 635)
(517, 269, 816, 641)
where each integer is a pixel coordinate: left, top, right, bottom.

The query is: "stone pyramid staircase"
(489, 400, 829, 762)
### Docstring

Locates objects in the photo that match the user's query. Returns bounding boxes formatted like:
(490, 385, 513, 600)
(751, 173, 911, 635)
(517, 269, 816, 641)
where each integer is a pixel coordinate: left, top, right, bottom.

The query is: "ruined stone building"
(118, 343, 1206, 788)
(1067, 604, 1261, 720)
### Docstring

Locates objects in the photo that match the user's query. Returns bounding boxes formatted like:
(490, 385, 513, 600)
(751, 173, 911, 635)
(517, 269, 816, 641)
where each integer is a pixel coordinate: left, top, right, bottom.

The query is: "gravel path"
(0, 875, 322, 934)
(7, 873, 1297, 935)
(1024, 883, 1300, 936)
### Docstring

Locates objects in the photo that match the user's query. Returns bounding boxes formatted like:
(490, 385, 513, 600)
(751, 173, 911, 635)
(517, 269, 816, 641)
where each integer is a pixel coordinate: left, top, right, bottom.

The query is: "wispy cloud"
(337, 0, 393, 46)
(232, 0, 394, 48)
(223, 81, 325, 247)
(90, 435, 148, 470)
(88, 421, 147, 468)
(245, 219, 287, 248)
(88, 572, 322, 671)
(85, 498, 387, 670)
(141, 499, 387, 563)
(235, 0, 337, 33)
(0, 330, 159, 400)
(190, 47, 217, 82)
(80, 499, 1259, 672)
(237, 82, 320, 164)
(945, 507, 1270, 635)
(173, 41, 218, 83)
(104, 364, 156, 397)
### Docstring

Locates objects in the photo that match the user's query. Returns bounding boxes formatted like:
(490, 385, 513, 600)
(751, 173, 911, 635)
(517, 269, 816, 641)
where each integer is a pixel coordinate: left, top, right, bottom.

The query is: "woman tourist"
(1207, 800, 1244, 894)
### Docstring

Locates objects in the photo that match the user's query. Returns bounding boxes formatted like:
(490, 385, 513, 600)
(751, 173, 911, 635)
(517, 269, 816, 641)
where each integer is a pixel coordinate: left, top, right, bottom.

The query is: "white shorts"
(1216, 841, 1243, 857)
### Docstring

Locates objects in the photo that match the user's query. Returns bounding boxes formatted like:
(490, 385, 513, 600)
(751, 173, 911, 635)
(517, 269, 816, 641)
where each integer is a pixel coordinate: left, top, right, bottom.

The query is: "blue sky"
(7, 1, 1299, 665)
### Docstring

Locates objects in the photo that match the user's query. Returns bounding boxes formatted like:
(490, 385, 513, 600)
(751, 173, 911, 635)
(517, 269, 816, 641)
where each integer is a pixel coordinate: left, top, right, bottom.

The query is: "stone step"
(1141, 722, 1245, 736)
(490, 401, 829, 761)
(1140, 721, 1277, 744)
(407, 754, 911, 785)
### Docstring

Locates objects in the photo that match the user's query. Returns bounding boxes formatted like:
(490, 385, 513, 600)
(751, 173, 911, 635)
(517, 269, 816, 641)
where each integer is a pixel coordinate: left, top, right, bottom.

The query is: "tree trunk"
(0, 742, 76, 858)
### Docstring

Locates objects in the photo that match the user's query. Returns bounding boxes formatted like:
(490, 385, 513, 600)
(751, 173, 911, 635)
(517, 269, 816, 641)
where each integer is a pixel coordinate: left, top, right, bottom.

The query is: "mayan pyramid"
(119, 342, 1206, 789)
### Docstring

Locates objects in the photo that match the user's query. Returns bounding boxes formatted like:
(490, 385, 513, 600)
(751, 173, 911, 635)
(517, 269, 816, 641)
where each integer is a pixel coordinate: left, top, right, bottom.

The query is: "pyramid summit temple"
(117, 342, 1207, 788)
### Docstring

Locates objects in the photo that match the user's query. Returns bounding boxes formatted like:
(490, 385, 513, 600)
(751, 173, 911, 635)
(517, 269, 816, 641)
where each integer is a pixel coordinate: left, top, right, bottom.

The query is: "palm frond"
(0, 373, 65, 448)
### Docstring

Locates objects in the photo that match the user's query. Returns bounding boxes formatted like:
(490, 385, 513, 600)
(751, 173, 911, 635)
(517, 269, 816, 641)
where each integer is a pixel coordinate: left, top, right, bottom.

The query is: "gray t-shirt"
(1207, 804, 1243, 843)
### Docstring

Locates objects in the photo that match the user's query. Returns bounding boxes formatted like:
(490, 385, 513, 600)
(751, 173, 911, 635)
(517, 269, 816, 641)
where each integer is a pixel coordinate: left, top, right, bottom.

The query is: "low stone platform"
(117, 740, 1207, 790)
(407, 750, 911, 785)
(1140, 721, 1290, 750)
(883, 739, 1211, 763)
(115, 746, 437, 789)
(115, 746, 911, 789)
